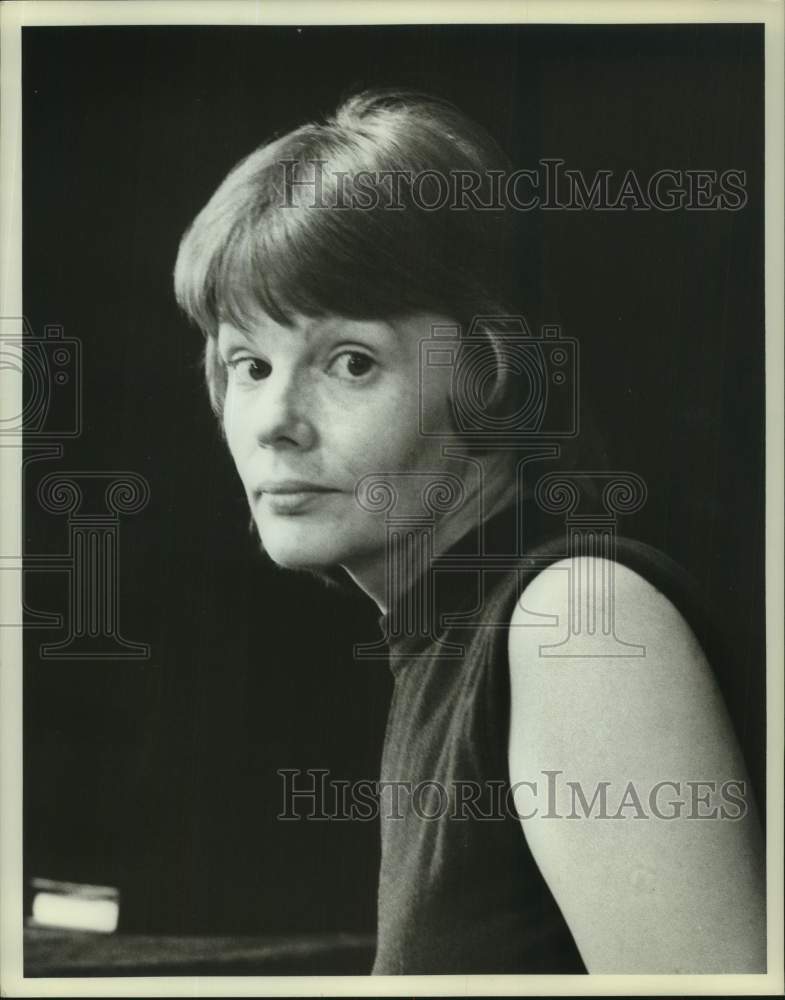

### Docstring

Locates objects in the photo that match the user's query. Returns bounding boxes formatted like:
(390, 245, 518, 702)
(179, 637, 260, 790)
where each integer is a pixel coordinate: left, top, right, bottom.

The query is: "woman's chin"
(256, 527, 342, 571)
(253, 508, 385, 577)
(261, 541, 334, 570)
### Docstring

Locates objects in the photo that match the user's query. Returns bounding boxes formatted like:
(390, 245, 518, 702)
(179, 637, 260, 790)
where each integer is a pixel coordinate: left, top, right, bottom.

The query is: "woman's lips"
(258, 488, 338, 515)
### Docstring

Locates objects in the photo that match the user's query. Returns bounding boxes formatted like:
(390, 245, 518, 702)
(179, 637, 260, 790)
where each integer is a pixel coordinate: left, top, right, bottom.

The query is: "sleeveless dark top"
(371, 498, 723, 975)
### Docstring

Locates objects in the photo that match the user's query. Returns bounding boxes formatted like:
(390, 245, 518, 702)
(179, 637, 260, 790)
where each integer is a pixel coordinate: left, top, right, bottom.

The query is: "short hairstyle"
(173, 89, 527, 421)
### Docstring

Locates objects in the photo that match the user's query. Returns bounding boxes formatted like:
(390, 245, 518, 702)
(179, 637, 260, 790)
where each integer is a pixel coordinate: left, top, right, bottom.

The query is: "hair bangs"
(176, 148, 415, 340)
(175, 185, 330, 338)
(175, 89, 531, 419)
(214, 209, 329, 332)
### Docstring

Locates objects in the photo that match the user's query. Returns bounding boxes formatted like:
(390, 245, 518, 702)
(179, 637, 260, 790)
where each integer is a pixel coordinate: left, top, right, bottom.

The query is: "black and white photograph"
(1, 1, 783, 995)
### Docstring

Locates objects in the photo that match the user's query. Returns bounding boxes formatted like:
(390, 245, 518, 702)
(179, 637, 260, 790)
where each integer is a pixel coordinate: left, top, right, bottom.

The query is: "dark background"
(23, 23, 765, 939)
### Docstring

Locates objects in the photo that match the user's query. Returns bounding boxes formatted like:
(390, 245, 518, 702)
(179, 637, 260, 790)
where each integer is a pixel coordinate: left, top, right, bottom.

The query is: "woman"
(173, 90, 765, 974)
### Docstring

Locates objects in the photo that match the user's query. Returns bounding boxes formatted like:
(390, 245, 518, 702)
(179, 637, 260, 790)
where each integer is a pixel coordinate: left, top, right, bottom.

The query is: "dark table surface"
(24, 927, 376, 977)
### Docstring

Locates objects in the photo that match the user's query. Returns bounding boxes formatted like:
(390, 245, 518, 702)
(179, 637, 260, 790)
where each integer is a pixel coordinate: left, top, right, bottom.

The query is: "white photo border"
(1, 1, 782, 996)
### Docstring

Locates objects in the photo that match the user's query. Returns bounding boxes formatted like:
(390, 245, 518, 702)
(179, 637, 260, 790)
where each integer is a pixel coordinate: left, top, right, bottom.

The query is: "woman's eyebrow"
(312, 319, 393, 342)
(217, 324, 259, 347)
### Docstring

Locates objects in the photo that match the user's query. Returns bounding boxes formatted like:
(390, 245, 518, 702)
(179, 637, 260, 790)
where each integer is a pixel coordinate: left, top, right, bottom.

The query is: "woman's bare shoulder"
(506, 555, 734, 769)
(506, 556, 765, 973)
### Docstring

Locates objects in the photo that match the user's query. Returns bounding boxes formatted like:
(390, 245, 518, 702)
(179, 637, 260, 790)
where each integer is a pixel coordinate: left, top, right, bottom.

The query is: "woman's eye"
(330, 351, 376, 380)
(226, 357, 272, 384)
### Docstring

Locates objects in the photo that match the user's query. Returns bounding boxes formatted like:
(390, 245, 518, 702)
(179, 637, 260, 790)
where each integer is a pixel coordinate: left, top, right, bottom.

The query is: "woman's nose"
(252, 370, 315, 450)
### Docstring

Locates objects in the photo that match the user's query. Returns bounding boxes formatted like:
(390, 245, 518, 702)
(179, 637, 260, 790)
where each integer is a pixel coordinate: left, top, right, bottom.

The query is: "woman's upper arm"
(507, 556, 766, 974)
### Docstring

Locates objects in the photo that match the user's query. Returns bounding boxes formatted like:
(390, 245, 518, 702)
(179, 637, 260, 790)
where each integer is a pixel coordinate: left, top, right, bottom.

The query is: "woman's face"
(218, 308, 468, 581)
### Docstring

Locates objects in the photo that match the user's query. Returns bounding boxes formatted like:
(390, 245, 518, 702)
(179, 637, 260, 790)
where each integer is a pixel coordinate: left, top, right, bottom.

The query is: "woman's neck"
(344, 468, 519, 614)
